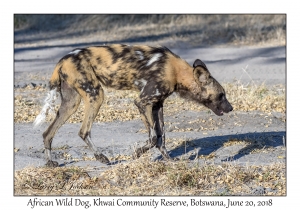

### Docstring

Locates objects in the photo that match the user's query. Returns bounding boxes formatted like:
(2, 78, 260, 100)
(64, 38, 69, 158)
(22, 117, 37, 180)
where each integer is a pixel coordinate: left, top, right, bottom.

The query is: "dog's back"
(55, 44, 185, 93)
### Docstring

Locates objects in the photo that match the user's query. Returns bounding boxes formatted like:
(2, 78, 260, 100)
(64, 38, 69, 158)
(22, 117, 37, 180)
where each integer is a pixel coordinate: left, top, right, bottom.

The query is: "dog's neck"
(173, 60, 200, 94)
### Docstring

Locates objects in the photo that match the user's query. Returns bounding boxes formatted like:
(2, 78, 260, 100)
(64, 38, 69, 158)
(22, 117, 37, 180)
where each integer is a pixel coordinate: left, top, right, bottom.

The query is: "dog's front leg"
(134, 98, 170, 160)
(133, 99, 157, 158)
(153, 101, 171, 160)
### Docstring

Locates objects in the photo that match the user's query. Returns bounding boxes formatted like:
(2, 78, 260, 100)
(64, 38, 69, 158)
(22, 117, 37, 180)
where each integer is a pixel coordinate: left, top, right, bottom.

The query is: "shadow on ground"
(155, 131, 286, 162)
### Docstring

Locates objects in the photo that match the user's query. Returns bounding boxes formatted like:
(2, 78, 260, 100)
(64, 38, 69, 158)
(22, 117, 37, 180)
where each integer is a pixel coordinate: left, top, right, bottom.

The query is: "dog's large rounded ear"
(194, 68, 210, 84)
(193, 59, 207, 70)
(193, 59, 210, 84)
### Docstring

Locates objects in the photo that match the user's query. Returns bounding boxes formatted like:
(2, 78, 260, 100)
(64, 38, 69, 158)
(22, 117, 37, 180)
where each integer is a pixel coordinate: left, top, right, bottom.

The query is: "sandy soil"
(14, 38, 286, 175)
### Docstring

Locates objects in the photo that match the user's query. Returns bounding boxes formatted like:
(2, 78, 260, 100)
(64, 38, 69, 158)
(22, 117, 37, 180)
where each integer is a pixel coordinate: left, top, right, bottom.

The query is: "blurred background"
(14, 14, 286, 48)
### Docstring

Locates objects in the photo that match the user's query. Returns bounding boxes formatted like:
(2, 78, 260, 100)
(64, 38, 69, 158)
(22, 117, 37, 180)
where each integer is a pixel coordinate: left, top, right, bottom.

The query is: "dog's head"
(191, 59, 233, 116)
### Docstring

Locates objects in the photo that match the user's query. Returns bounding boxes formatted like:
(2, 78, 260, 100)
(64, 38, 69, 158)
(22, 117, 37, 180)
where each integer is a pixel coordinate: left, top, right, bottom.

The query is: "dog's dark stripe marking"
(82, 48, 92, 63)
(58, 67, 68, 80)
(149, 46, 166, 54)
(119, 47, 131, 60)
(102, 46, 120, 64)
(73, 57, 84, 74)
(96, 57, 102, 65)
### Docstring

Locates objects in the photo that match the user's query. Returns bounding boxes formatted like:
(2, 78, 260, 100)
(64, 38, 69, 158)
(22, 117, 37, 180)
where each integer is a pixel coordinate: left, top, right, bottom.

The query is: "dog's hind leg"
(77, 84, 110, 164)
(43, 80, 81, 167)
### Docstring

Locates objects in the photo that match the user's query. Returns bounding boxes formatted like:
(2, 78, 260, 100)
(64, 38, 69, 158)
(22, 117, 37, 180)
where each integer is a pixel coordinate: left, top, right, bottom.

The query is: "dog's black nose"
(226, 103, 233, 112)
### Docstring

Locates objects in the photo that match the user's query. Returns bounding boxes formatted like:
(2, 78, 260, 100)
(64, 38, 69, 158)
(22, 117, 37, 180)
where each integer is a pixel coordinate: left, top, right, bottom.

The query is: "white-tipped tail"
(33, 88, 58, 128)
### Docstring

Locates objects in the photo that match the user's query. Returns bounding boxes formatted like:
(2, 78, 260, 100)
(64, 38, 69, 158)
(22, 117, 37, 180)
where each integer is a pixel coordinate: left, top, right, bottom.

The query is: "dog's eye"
(218, 93, 224, 100)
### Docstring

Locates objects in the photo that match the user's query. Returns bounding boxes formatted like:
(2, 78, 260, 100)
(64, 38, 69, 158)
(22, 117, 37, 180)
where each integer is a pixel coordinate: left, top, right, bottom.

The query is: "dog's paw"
(95, 153, 110, 164)
(45, 160, 59, 167)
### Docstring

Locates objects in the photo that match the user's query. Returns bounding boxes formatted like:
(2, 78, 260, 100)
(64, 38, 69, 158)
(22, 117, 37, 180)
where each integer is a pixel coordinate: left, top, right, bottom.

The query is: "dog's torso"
(55, 44, 191, 98)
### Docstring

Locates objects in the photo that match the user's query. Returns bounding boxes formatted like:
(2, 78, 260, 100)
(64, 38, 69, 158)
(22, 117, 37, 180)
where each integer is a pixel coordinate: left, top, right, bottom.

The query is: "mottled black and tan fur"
(34, 44, 233, 167)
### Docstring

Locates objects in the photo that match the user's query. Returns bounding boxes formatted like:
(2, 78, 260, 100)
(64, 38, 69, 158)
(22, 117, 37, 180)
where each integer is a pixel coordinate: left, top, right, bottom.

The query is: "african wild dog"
(34, 44, 233, 167)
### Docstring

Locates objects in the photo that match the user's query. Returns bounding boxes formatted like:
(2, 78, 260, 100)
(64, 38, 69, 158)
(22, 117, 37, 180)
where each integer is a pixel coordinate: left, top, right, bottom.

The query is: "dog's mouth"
(204, 102, 233, 116)
(204, 104, 223, 116)
(211, 106, 232, 116)
(213, 108, 224, 116)
(218, 110, 224, 116)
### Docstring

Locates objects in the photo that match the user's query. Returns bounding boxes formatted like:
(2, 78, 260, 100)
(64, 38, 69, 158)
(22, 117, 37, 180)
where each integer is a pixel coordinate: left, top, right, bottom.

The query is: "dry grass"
(224, 82, 285, 114)
(14, 82, 286, 123)
(14, 159, 286, 196)
(14, 14, 286, 47)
